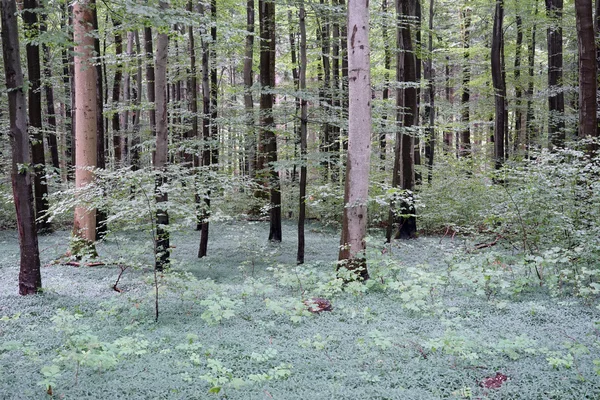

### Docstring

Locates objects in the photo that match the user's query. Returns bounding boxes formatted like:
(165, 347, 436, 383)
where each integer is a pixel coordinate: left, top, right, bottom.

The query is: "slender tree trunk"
(154, 2, 170, 271)
(91, 0, 107, 240)
(72, 0, 98, 255)
(423, 0, 435, 183)
(288, 9, 300, 183)
(112, 19, 124, 165)
(145, 27, 156, 135)
(198, 3, 212, 257)
(596, 0, 600, 137)
(413, 0, 422, 184)
(131, 30, 143, 171)
(338, 0, 371, 280)
(297, 2, 308, 265)
(23, 0, 50, 232)
(210, 0, 219, 166)
(40, 13, 60, 171)
(259, 0, 281, 242)
(188, 1, 198, 169)
(574, 0, 597, 140)
(526, 1, 538, 154)
(1, 0, 42, 295)
(397, 0, 417, 239)
(492, 0, 506, 168)
(381, 0, 391, 168)
(460, 7, 471, 157)
(546, 0, 565, 147)
(244, 0, 256, 178)
(514, 16, 525, 154)
(318, 2, 333, 181)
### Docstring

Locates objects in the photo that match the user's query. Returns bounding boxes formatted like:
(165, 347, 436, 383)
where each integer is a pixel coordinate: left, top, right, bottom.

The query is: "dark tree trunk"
(413, 0, 422, 185)
(460, 7, 471, 157)
(187, 1, 198, 169)
(514, 16, 525, 154)
(244, 0, 256, 178)
(112, 19, 124, 165)
(318, 0, 333, 181)
(443, 55, 452, 152)
(40, 14, 60, 171)
(574, 0, 597, 140)
(380, 0, 391, 168)
(154, 4, 170, 271)
(92, 0, 107, 240)
(492, 0, 506, 168)
(144, 27, 156, 135)
(288, 9, 300, 183)
(339, 0, 349, 156)
(596, 0, 600, 137)
(546, 0, 565, 147)
(210, 0, 219, 166)
(525, 1, 538, 154)
(423, 0, 435, 183)
(259, 0, 281, 242)
(297, 3, 308, 264)
(23, 0, 50, 232)
(131, 30, 142, 171)
(1, 0, 42, 295)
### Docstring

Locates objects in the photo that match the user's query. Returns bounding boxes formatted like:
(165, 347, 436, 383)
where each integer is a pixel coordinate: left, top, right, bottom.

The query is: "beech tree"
(546, 0, 565, 147)
(338, 0, 371, 280)
(72, 0, 98, 255)
(1, 0, 42, 294)
(491, 0, 506, 168)
(574, 0, 597, 139)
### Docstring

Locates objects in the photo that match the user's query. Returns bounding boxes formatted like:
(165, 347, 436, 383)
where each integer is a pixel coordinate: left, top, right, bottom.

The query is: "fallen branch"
(474, 235, 502, 250)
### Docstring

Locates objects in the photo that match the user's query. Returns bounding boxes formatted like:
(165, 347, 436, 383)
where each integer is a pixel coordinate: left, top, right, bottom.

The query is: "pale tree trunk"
(154, 1, 170, 271)
(546, 0, 565, 147)
(574, 0, 597, 140)
(338, 0, 371, 280)
(1, 0, 42, 294)
(492, 0, 506, 168)
(23, 0, 51, 232)
(259, 0, 281, 242)
(72, 0, 98, 255)
(297, 2, 308, 264)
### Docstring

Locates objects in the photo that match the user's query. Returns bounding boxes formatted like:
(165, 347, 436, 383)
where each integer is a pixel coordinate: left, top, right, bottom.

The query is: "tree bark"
(23, 0, 50, 232)
(154, 3, 170, 271)
(423, 0, 435, 183)
(338, 0, 371, 280)
(546, 0, 565, 147)
(244, 0, 256, 178)
(72, 0, 98, 254)
(514, 16, 525, 154)
(525, 1, 538, 154)
(1, 0, 42, 295)
(574, 0, 597, 140)
(297, 3, 308, 265)
(460, 7, 471, 157)
(112, 19, 124, 165)
(40, 12, 60, 171)
(259, 0, 281, 242)
(492, 0, 506, 168)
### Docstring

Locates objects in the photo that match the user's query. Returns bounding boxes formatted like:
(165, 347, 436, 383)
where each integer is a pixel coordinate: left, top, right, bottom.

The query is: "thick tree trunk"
(23, 0, 50, 232)
(297, 3, 308, 265)
(574, 0, 597, 139)
(546, 0, 565, 147)
(460, 7, 471, 157)
(259, 0, 281, 242)
(338, 0, 371, 280)
(72, 0, 98, 254)
(154, 4, 170, 271)
(492, 0, 506, 168)
(380, 0, 391, 168)
(1, 0, 42, 295)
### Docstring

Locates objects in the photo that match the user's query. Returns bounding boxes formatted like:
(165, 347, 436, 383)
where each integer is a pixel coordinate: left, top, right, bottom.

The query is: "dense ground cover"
(1, 221, 599, 399)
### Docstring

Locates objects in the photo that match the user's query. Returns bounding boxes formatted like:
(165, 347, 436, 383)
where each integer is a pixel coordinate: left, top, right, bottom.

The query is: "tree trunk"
(92, 0, 107, 240)
(574, 0, 597, 140)
(492, 0, 506, 168)
(259, 0, 281, 242)
(112, 19, 124, 165)
(210, 0, 219, 167)
(460, 7, 471, 157)
(244, 0, 256, 178)
(297, 3, 308, 265)
(514, 16, 525, 154)
(525, 1, 538, 154)
(423, 0, 435, 183)
(72, 0, 98, 255)
(596, 0, 600, 137)
(23, 0, 50, 232)
(338, 0, 371, 280)
(154, 3, 170, 271)
(381, 0, 391, 168)
(145, 27, 156, 135)
(40, 13, 60, 171)
(546, 0, 565, 147)
(1, 0, 42, 295)
(131, 30, 143, 171)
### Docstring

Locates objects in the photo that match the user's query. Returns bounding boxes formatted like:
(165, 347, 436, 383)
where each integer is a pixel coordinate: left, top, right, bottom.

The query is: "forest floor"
(0, 220, 599, 399)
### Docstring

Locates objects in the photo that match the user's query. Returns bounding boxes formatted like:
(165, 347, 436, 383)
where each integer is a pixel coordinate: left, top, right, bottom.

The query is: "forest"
(1, 0, 600, 398)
